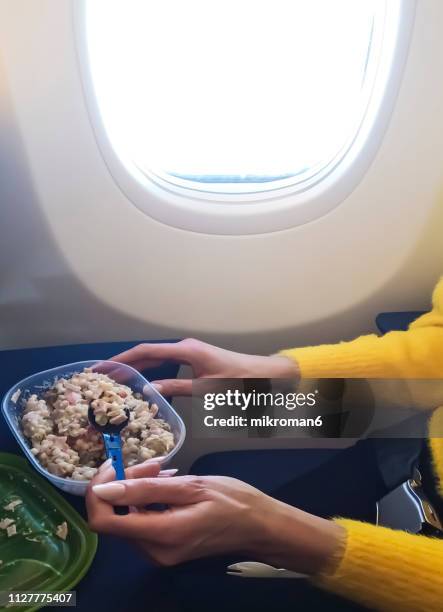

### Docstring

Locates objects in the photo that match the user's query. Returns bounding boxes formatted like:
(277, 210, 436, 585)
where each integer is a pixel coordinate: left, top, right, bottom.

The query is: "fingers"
(88, 505, 176, 539)
(150, 378, 193, 397)
(92, 475, 207, 507)
(124, 462, 166, 479)
(93, 461, 176, 483)
(86, 459, 122, 528)
(110, 341, 192, 369)
(126, 464, 177, 479)
(109, 340, 204, 395)
(92, 362, 138, 384)
(87, 474, 207, 540)
(86, 461, 166, 527)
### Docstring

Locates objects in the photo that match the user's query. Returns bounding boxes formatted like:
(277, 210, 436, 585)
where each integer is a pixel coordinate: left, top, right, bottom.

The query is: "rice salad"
(18, 368, 175, 480)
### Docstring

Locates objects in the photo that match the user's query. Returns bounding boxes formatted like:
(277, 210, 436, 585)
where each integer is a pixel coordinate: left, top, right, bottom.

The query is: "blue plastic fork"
(88, 405, 129, 514)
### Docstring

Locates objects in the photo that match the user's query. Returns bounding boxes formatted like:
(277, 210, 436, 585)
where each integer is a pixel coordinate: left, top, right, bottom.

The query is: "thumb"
(151, 378, 193, 397)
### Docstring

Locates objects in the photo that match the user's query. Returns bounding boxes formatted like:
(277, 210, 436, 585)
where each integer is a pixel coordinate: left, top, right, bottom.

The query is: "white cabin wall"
(0, 0, 442, 355)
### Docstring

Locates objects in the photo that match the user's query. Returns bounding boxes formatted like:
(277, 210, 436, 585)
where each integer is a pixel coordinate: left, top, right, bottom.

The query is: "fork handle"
(102, 433, 128, 515)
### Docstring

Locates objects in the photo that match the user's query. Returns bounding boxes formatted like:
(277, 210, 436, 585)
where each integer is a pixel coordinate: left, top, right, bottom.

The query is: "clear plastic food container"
(1, 360, 186, 496)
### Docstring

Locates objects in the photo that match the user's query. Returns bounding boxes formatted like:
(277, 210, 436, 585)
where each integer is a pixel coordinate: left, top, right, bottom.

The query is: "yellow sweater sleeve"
(278, 278, 443, 611)
(280, 278, 443, 379)
(317, 519, 443, 612)
(316, 410, 443, 612)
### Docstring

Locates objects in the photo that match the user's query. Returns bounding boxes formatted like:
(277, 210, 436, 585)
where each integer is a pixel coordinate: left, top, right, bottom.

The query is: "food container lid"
(0, 452, 97, 611)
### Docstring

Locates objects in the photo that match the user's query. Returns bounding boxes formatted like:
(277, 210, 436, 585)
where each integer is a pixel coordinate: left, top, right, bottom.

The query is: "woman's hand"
(111, 339, 299, 396)
(86, 466, 344, 574)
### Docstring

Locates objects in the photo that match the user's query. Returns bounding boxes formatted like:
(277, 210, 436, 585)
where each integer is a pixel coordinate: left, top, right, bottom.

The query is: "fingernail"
(92, 482, 126, 501)
(159, 468, 178, 477)
(98, 458, 112, 473)
(151, 382, 163, 392)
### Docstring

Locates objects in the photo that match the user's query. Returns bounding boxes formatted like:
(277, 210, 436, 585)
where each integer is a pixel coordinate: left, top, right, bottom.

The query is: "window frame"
(74, 0, 416, 235)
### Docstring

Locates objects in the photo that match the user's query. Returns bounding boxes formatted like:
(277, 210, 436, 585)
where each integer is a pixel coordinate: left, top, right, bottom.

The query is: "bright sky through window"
(86, 0, 381, 192)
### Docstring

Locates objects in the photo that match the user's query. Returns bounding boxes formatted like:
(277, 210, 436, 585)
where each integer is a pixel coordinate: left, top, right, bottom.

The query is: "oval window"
(78, 0, 415, 233)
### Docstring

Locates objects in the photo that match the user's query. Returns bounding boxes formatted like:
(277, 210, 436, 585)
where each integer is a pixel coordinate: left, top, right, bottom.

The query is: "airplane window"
(80, 0, 412, 232)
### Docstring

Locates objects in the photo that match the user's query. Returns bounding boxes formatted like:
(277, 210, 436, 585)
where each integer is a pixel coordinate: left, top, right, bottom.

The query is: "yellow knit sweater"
(280, 278, 443, 612)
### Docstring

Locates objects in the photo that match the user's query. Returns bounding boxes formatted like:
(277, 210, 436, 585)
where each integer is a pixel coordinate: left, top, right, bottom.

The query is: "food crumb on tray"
(0, 518, 15, 530)
(3, 499, 22, 511)
(19, 367, 175, 481)
(55, 521, 68, 541)
(0, 518, 17, 537)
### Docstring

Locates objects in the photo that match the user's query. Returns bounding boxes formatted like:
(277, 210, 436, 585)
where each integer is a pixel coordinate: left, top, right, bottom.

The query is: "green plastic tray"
(0, 453, 97, 611)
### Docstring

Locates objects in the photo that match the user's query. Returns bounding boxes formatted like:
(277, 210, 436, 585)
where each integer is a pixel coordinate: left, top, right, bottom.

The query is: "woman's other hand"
(110, 339, 299, 396)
